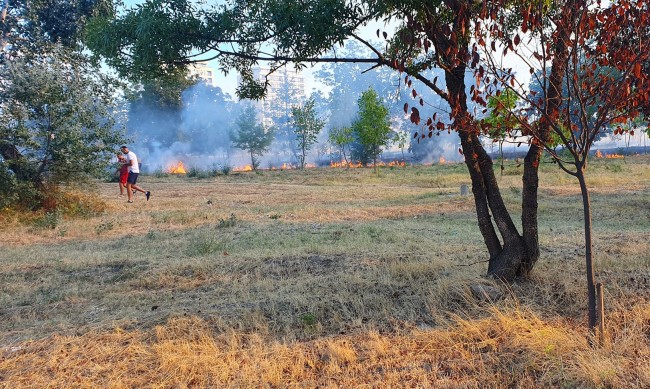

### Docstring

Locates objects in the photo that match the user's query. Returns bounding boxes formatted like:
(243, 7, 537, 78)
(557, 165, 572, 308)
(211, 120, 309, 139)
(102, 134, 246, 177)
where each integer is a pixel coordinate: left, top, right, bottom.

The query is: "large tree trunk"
(446, 59, 529, 281)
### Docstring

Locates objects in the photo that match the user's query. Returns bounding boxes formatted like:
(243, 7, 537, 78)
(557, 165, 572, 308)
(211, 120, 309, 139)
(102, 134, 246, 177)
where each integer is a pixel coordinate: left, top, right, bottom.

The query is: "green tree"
(0, 48, 126, 209)
(393, 131, 409, 163)
(232, 104, 273, 170)
(328, 126, 354, 166)
(352, 88, 392, 171)
(291, 98, 324, 169)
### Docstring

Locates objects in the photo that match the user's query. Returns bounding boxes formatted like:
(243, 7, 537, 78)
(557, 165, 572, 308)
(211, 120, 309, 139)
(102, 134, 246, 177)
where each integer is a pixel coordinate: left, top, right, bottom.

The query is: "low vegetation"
(1, 157, 649, 387)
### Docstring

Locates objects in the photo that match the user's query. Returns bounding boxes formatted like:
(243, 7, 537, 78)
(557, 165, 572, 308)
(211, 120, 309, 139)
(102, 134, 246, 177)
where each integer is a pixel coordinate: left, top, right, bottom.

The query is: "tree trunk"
(577, 166, 597, 330)
(519, 3, 576, 276)
(446, 59, 529, 281)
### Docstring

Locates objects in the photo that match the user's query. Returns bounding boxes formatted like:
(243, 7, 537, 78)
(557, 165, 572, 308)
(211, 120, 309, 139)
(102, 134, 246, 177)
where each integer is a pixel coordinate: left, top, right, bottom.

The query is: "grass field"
(1, 157, 649, 388)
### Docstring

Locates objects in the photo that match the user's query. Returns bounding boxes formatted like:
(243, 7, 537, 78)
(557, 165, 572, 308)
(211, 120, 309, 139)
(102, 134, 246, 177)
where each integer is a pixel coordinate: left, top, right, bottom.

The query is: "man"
(120, 145, 151, 203)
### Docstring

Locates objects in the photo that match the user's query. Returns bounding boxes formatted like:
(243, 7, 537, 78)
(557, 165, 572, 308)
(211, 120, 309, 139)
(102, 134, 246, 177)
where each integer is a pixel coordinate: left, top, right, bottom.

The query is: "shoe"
(127, 200, 133, 203)
(145, 191, 151, 201)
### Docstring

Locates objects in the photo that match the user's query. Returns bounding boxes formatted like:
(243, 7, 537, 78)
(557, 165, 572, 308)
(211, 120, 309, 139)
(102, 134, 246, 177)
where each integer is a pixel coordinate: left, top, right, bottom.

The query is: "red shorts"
(119, 169, 129, 185)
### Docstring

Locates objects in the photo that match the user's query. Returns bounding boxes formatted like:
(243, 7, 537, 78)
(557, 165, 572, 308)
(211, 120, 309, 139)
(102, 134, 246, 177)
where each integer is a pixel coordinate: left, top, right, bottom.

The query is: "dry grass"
(1, 156, 649, 387)
(2, 304, 648, 388)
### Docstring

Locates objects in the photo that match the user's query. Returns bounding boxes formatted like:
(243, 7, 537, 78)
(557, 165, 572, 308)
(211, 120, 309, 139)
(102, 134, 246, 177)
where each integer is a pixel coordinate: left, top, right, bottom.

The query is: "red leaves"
(412, 89, 417, 98)
(410, 107, 420, 125)
(403, 102, 409, 114)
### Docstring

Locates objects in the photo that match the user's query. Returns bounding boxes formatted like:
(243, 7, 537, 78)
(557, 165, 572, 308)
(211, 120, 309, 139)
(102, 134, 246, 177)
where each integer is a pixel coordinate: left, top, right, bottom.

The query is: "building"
(251, 67, 306, 129)
(188, 61, 215, 86)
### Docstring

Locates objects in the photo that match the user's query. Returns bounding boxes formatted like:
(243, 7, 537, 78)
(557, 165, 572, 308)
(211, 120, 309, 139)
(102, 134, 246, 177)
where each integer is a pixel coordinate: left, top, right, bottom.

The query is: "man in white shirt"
(120, 145, 151, 203)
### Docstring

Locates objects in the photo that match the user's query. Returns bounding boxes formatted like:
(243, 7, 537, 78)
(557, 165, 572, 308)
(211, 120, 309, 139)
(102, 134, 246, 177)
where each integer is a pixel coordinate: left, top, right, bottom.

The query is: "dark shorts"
(127, 172, 139, 185)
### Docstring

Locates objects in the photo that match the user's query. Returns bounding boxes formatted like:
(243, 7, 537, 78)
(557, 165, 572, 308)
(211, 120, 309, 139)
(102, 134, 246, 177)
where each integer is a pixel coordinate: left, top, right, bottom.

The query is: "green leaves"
(352, 88, 392, 167)
(0, 47, 126, 208)
(231, 104, 274, 169)
(291, 98, 325, 169)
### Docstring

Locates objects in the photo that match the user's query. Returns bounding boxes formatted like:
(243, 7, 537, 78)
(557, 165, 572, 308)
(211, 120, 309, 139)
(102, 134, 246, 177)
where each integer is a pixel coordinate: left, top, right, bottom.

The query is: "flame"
(167, 161, 187, 174)
(330, 160, 363, 168)
(234, 165, 253, 172)
(280, 163, 295, 170)
(329, 160, 405, 168)
(595, 150, 625, 159)
(439, 156, 446, 164)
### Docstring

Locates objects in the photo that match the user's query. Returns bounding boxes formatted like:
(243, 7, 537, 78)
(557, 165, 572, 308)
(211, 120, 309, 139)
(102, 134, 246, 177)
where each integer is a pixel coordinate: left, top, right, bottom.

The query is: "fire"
(330, 160, 363, 168)
(234, 165, 253, 172)
(595, 150, 625, 159)
(439, 156, 446, 164)
(167, 161, 187, 174)
(280, 163, 295, 170)
(329, 160, 406, 168)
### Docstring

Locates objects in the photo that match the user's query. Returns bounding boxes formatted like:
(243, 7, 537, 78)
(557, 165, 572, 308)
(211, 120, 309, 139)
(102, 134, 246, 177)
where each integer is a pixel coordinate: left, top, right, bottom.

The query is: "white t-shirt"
(125, 151, 139, 173)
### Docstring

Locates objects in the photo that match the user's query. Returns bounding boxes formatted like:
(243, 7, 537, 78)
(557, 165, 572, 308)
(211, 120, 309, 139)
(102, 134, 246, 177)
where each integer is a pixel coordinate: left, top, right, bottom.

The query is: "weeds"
(95, 219, 115, 235)
(32, 210, 61, 230)
(186, 236, 229, 257)
(218, 213, 238, 228)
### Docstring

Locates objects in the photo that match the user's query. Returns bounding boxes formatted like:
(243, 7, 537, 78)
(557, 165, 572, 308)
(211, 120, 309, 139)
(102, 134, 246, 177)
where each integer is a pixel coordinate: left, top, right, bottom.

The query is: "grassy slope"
(1, 157, 649, 387)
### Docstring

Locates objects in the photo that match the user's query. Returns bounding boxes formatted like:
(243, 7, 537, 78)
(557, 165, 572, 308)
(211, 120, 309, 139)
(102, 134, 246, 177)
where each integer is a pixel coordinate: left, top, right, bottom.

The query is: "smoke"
(126, 82, 237, 172)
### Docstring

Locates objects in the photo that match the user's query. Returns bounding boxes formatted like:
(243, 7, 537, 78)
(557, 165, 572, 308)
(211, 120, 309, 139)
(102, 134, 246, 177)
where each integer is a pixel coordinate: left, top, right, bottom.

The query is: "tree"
(1, 0, 114, 56)
(1, 0, 124, 210)
(328, 126, 354, 166)
(352, 88, 392, 171)
(0, 49, 126, 209)
(83, 0, 580, 281)
(393, 131, 409, 163)
(478, 0, 650, 329)
(232, 104, 273, 170)
(291, 98, 324, 169)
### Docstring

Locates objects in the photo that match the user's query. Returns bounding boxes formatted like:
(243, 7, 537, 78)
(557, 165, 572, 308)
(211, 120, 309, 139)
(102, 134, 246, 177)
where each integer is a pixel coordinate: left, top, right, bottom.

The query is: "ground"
(1, 157, 649, 387)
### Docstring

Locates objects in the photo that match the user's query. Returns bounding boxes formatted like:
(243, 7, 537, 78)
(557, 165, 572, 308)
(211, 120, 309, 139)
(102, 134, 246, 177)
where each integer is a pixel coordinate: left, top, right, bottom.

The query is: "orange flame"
(330, 160, 363, 168)
(167, 161, 187, 174)
(596, 150, 624, 159)
(439, 156, 446, 164)
(234, 165, 253, 172)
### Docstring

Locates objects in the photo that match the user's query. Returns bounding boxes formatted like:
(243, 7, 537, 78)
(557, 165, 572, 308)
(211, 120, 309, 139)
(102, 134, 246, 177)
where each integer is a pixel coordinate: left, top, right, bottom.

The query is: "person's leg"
(126, 172, 137, 202)
(119, 182, 125, 195)
(127, 173, 150, 201)
(131, 184, 147, 193)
